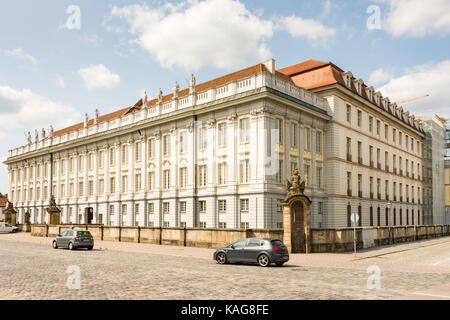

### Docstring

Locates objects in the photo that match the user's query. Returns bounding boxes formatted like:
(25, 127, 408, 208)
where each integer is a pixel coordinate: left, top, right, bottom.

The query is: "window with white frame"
(240, 199, 249, 213)
(99, 151, 105, 169)
(135, 142, 141, 162)
(69, 183, 74, 197)
(163, 202, 170, 214)
(179, 131, 187, 154)
(305, 127, 311, 151)
(179, 201, 186, 214)
(109, 148, 115, 166)
(122, 175, 128, 192)
(218, 200, 227, 213)
(199, 126, 207, 150)
(148, 138, 155, 159)
(276, 160, 283, 183)
(240, 222, 249, 229)
(110, 177, 116, 194)
(218, 163, 227, 185)
(240, 118, 249, 143)
(78, 181, 84, 196)
(135, 173, 141, 192)
(276, 118, 283, 144)
(218, 222, 227, 229)
(199, 222, 206, 228)
(135, 203, 140, 215)
(291, 123, 298, 147)
(218, 123, 227, 147)
(163, 135, 170, 157)
(99, 179, 104, 194)
(240, 159, 249, 183)
(78, 156, 84, 172)
(199, 200, 206, 213)
(180, 167, 187, 188)
(199, 165, 207, 187)
(88, 180, 94, 196)
(122, 145, 128, 164)
(163, 169, 170, 189)
(148, 172, 154, 190)
(148, 202, 154, 214)
(316, 166, 323, 188)
(277, 199, 283, 212)
(88, 154, 94, 170)
(316, 131, 323, 154)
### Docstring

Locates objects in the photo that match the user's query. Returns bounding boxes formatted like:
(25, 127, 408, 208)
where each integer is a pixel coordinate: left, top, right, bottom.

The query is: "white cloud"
(368, 68, 394, 85)
(383, 0, 450, 37)
(78, 64, 120, 89)
(378, 60, 450, 118)
(276, 15, 336, 41)
(3, 47, 38, 65)
(0, 85, 81, 129)
(110, 0, 274, 70)
(56, 75, 66, 88)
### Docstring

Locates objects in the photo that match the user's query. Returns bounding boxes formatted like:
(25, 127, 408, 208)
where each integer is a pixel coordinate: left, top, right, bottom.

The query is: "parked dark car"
(214, 238, 289, 267)
(52, 230, 94, 250)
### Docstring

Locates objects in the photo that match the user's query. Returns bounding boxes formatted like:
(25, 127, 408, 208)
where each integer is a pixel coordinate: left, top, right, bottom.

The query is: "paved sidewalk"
(1, 232, 449, 273)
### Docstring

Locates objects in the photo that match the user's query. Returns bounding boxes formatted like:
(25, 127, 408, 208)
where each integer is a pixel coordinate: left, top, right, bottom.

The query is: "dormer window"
(342, 71, 353, 89)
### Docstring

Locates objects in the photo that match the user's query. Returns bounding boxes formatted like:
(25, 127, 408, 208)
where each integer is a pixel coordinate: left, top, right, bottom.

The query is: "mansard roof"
(277, 59, 423, 133)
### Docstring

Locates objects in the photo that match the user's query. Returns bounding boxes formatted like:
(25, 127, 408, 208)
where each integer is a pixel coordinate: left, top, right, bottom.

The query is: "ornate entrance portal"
(282, 169, 311, 253)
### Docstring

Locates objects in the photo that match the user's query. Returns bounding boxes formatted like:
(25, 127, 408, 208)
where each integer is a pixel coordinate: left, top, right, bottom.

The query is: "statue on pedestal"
(46, 195, 61, 225)
(286, 168, 305, 197)
(4, 200, 17, 226)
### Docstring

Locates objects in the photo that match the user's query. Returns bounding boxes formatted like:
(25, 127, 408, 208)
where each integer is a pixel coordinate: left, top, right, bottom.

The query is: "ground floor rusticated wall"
(29, 224, 450, 252)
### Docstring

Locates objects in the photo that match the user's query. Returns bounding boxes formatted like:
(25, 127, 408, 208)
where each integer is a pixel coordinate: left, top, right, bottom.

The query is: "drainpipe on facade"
(193, 115, 198, 227)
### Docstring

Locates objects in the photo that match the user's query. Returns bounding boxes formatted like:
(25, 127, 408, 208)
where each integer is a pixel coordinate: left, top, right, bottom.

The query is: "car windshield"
(77, 231, 92, 237)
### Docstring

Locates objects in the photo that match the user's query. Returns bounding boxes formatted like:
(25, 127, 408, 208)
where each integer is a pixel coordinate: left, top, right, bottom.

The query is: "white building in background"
(5, 60, 330, 229)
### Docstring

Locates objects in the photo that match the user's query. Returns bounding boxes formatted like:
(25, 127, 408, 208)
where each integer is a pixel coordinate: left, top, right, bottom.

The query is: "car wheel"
(216, 252, 227, 264)
(275, 261, 284, 266)
(87, 246, 93, 250)
(258, 254, 270, 267)
(68, 242, 74, 250)
(52, 241, 58, 249)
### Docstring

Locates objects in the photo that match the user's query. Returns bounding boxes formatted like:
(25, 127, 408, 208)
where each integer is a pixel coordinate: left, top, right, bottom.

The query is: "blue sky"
(1, 0, 449, 193)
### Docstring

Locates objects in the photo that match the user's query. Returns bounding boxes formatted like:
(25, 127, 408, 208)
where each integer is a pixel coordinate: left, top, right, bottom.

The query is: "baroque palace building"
(5, 58, 427, 229)
(5, 60, 330, 229)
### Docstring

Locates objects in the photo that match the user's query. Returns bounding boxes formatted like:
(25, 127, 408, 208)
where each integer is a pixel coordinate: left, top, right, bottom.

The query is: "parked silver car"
(214, 238, 289, 267)
(53, 230, 94, 250)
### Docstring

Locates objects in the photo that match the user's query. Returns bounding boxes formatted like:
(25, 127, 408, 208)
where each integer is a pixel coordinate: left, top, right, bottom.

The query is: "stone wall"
(30, 224, 448, 252)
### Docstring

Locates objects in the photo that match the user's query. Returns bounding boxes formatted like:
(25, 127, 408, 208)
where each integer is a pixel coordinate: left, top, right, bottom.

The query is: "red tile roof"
(53, 63, 270, 137)
(277, 59, 422, 132)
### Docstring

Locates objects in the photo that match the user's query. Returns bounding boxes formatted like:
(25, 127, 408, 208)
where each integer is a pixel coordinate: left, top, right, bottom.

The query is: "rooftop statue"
(157, 88, 163, 103)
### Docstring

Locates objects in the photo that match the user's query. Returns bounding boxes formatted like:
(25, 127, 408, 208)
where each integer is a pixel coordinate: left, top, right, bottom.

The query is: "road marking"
(411, 292, 450, 299)
(432, 257, 450, 266)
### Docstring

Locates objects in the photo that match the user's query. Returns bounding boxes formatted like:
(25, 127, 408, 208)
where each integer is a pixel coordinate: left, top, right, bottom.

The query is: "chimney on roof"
(264, 59, 275, 74)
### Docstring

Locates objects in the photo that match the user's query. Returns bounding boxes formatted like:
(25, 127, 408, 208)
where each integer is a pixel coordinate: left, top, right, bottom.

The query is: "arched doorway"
(291, 201, 306, 253)
(282, 194, 311, 253)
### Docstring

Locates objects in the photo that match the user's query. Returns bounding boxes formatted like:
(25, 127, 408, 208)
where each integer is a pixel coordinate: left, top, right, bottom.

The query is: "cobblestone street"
(1, 236, 449, 300)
